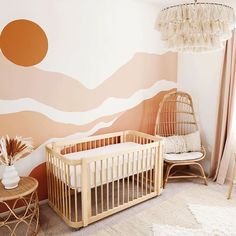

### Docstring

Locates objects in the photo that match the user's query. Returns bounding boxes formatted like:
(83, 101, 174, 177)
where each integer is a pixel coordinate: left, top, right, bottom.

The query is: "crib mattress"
(62, 142, 156, 190)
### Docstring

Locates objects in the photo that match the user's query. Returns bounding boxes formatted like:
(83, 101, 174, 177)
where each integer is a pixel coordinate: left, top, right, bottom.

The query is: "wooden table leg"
(0, 189, 39, 235)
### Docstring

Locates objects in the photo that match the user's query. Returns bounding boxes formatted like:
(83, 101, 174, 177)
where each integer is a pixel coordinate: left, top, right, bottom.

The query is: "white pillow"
(163, 135, 187, 154)
(183, 131, 201, 152)
(161, 131, 201, 154)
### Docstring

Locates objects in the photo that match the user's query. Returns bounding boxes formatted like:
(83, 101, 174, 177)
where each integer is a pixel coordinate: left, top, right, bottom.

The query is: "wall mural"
(0, 19, 48, 66)
(0, 0, 177, 201)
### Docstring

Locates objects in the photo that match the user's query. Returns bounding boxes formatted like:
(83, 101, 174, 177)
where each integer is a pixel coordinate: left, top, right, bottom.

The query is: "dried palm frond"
(0, 137, 8, 165)
(0, 136, 33, 166)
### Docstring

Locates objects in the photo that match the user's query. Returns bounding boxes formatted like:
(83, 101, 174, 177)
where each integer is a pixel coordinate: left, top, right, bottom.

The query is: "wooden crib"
(45, 130, 164, 228)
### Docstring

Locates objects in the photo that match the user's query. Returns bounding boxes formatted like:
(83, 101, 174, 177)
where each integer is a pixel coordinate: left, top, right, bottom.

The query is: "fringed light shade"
(156, 0, 236, 53)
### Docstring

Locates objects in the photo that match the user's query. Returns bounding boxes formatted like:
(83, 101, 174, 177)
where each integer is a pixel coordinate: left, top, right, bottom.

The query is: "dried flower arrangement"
(0, 136, 33, 166)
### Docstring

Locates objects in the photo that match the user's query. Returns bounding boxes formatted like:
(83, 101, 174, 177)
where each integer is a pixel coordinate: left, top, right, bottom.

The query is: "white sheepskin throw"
(153, 204, 236, 236)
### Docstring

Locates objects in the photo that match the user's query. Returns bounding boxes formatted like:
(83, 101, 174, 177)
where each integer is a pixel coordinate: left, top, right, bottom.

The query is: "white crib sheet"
(62, 142, 156, 190)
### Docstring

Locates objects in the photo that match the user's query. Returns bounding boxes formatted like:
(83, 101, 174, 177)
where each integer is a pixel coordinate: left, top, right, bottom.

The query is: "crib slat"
(154, 146, 158, 194)
(57, 158, 62, 213)
(106, 158, 109, 210)
(57, 158, 62, 212)
(58, 159, 62, 211)
(146, 149, 148, 195)
(53, 155, 57, 205)
(122, 155, 125, 205)
(67, 164, 72, 221)
(87, 166, 92, 218)
(112, 157, 114, 209)
(49, 153, 52, 204)
(150, 147, 153, 193)
(141, 150, 144, 197)
(157, 143, 163, 195)
(50, 153, 54, 203)
(132, 152, 135, 200)
(136, 151, 139, 199)
(74, 165, 78, 222)
(94, 161, 98, 215)
(101, 160, 104, 213)
(53, 156, 58, 207)
(47, 153, 51, 204)
(64, 162, 68, 219)
(117, 156, 120, 206)
(127, 153, 130, 202)
(81, 160, 89, 226)
(46, 153, 50, 199)
(51, 155, 55, 206)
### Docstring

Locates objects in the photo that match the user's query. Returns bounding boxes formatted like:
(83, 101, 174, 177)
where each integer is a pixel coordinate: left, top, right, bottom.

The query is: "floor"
(36, 180, 236, 236)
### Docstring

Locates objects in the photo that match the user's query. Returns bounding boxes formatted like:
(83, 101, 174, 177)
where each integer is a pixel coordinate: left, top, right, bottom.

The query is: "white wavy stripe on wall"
(0, 118, 118, 178)
(0, 80, 176, 125)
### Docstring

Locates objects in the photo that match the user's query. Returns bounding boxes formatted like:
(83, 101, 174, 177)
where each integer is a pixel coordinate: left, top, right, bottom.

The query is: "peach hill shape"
(0, 52, 176, 111)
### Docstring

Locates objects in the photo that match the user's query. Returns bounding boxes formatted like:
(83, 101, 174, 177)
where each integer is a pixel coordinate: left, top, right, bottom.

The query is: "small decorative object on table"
(0, 136, 33, 189)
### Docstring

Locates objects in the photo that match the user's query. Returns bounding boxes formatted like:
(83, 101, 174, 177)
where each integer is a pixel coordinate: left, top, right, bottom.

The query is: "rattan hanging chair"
(155, 91, 208, 188)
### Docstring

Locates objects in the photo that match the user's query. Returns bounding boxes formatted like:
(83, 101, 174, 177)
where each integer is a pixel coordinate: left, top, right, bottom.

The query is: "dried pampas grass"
(0, 136, 33, 166)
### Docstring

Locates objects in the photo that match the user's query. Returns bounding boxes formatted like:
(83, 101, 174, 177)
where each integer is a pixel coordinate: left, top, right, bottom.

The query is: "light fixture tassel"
(156, 2, 236, 52)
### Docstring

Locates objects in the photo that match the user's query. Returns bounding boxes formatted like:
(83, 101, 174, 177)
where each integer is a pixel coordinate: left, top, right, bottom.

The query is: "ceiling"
(146, 0, 236, 8)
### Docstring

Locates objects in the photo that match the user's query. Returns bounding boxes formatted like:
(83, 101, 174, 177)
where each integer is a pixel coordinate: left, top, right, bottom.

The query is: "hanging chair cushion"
(184, 131, 201, 152)
(163, 131, 202, 154)
(163, 135, 187, 153)
(164, 152, 203, 162)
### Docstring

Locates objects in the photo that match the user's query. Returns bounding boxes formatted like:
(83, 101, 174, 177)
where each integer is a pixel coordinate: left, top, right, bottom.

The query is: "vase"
(1, 165, 20, 189)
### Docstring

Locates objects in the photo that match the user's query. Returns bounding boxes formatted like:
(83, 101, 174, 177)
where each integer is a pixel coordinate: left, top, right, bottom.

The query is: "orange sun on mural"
(0, 19, 48, 66)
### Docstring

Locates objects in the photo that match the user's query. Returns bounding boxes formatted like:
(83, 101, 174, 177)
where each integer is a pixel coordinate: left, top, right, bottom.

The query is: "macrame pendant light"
(156, 0, 236, 53)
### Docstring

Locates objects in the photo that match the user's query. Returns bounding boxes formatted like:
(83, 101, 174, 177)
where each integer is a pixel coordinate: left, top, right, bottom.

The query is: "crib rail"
(49, 130, 158, 155)
(46, 130, 163, 228)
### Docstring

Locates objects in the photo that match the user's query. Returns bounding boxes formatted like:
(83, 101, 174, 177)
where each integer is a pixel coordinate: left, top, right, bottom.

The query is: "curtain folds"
(210, 31, 236, 184)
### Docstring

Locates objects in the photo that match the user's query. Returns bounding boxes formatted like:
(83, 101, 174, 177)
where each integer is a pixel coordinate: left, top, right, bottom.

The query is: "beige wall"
(177, 51, 225, 174)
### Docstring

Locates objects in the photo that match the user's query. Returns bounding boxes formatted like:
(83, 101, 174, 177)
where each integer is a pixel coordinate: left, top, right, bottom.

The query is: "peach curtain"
(210, 31, 236, 184)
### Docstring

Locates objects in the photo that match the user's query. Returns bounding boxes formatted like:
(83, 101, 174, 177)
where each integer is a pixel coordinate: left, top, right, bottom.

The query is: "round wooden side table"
(0, 177, 39, 236)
